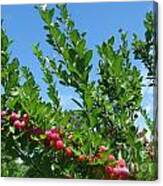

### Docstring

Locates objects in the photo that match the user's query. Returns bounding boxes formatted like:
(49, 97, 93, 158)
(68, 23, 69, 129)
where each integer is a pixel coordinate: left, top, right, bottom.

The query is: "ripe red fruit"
(10, 112, 20, 123)
(108, 154, 116, 161)
(46, 130, 60, 141)
(117, 159, 126, 168)
(65, 147, 73, 157)
(113, 167, 121, 177)
(20, 120, 26, 128)
(50, 128, 58, 133)
(77, 155, 85, 162)
(118, 167, 129, 179)
(55, 140, 64, 150)
(45, 130, 52, 139)
(45, 130, 51, 136)
(13, 120, 22, 129)
(105, 166, 113, 175)
(22, 113, 29, 123)
(99, 145, 108, 152)
(50, 132, 60, 141)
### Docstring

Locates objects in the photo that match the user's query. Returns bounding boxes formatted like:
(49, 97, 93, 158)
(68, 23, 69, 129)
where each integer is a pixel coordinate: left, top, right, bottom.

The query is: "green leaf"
(72, 148, 81, 156)
(6, 97, 19, 109)
(62, 48, 70, 61)
(48, 24, 61, 42)
(39, 7, 55, 25)
(9, 58, 19, 70)
(84, 94, 93, 109)
(58, 33, 66, 46)
(1, 28, 10, 51)
(84, 50, 93, 67)
(60, 4, 68, 20)
(32, 43, 42, 59)
(70, 30, 80, 45)
(39, 134, 47, 140)
(108, 36, 115, 46)
(76, 39, 86, 55)
(110, 55, 123, 76)
(47, 85, 60, 108)
(67, 20, 74, 30)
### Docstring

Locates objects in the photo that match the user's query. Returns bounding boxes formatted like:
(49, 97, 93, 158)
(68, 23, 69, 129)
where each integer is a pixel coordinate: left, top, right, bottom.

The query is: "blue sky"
(1, 1, 155, 121)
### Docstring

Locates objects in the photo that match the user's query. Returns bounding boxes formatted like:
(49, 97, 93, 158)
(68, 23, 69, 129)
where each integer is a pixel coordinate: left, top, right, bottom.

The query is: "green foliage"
(96, 32, 145, 165)
(32, 43, 60, 110)
(132, 11, 157, 86)
(1, 5, 157, 180)
(36, 4, 93, 91)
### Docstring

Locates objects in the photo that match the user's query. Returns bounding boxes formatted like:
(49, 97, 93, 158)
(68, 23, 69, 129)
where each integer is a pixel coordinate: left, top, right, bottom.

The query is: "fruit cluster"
(45, 128, 73, 157)
(105, 156, 129, 179)
(10, 112, 29, 129)
(1, 110, 129, 179)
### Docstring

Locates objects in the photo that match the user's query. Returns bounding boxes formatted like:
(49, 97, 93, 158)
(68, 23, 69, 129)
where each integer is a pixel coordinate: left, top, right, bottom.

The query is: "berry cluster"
(10, 112, 29, 129)
(105, 155, 129, 179)
(45, 128, 74, 157)
(1, 110, 129, 179)
(46, 128, 64, 150)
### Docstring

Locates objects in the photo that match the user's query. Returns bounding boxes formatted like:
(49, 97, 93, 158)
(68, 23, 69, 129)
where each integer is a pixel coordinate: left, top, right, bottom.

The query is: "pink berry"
(117, 159, 126, 168)
(46, 130, 60, 141)
(13, 120, 21, 129)
(45, 130, 51, 135)
(45, 130, 52, 139)
(65, 147, 73, 157)
(50, 128, 58, 133)
(50, 132, 60, 141)
(99, 145, 108, 152)
(113, 167, 120, 177)
(118, 167, 129, 179)
(20, 120, 26, 128)
(10, 112, 20, 123)
(22, 113, 29, 123)
(105, 166, 113, 175)
(55, 140, 64, 150)
(108, 154, 116, 161)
